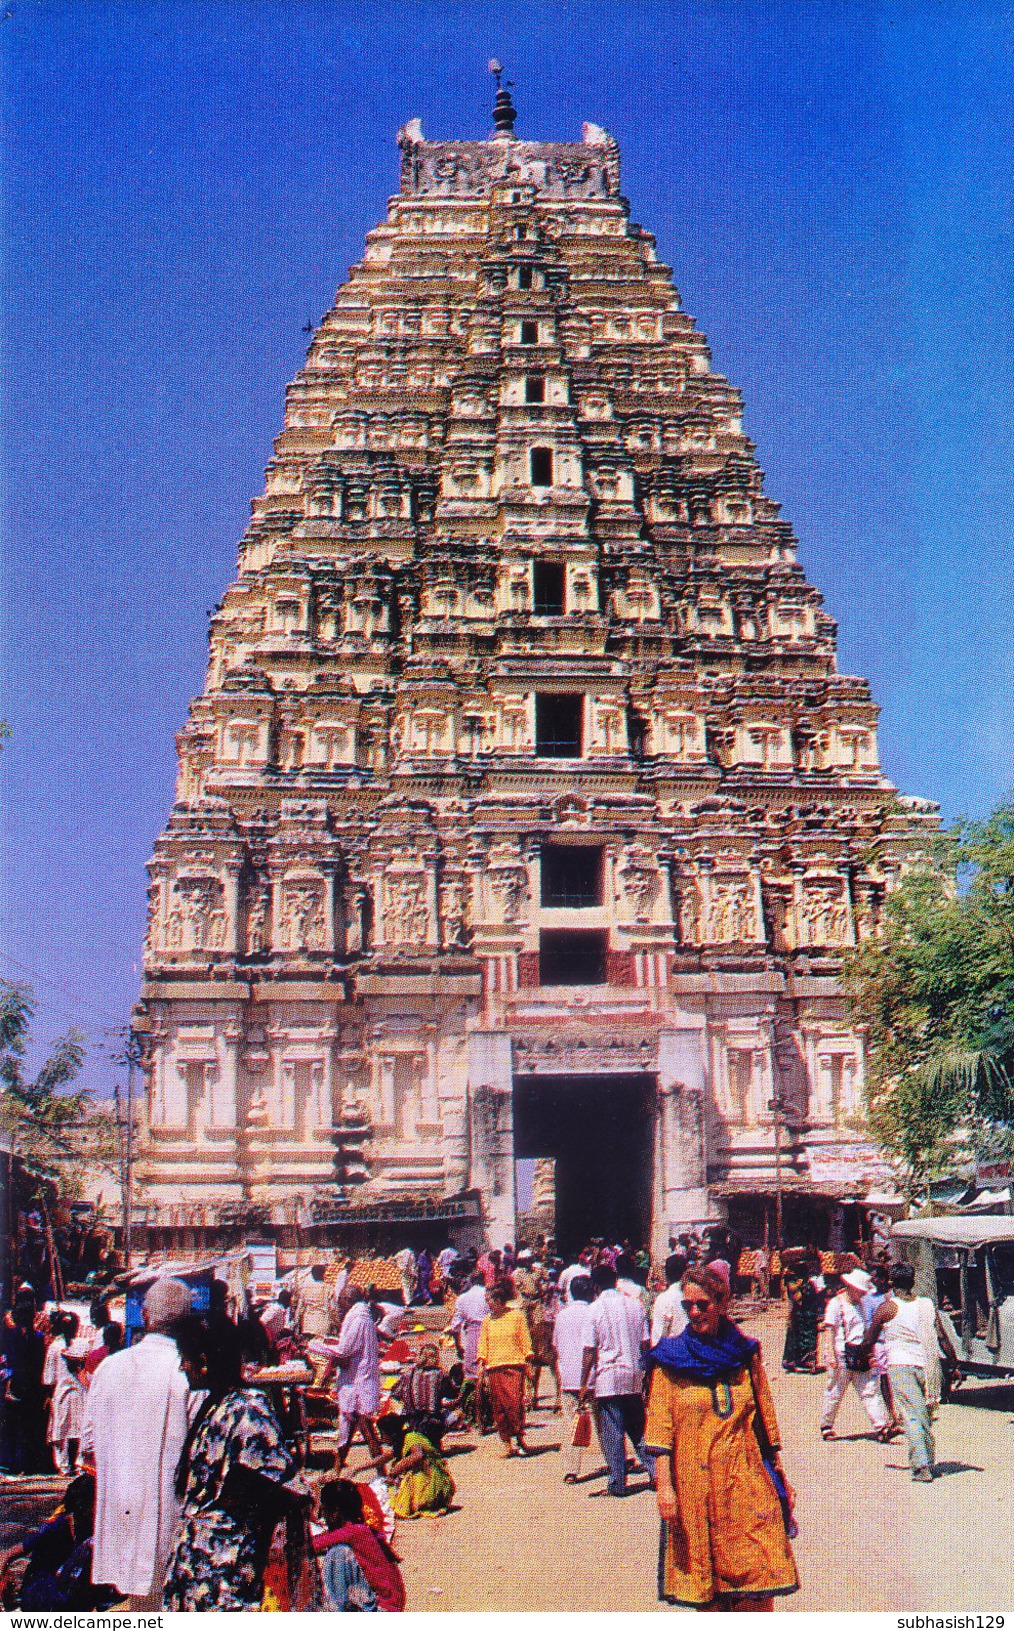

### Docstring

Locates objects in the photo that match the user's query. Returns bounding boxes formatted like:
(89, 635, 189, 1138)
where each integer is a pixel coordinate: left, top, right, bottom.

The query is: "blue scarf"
(650, 1317, 758, 1380)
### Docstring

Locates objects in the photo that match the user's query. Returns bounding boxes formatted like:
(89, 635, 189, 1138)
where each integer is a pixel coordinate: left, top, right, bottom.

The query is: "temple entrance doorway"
(513, 1074, 655, 1258)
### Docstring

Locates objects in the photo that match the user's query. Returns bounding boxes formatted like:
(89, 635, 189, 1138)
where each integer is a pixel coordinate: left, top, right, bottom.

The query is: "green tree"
(0, 980, 118, 1195)
(843, 803, 1014, 1194)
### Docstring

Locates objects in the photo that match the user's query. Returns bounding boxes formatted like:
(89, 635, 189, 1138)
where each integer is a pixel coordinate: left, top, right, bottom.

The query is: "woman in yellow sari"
(645, 1265, 798, 1611)
(376, 1414, 455, 1519)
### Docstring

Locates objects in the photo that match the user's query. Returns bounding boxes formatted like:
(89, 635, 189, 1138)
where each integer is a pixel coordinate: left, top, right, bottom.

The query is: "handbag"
(570, 1403, 592, 1448)
(844, 1342, 870, 1373)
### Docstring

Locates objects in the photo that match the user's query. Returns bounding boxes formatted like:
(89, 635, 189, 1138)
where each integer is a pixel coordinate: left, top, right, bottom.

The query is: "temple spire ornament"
(488, 57, 517, 135)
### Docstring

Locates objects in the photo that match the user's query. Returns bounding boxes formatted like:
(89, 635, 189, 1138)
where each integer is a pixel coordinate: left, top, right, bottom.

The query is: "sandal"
(563, 1473, 578, 1485)
(820, 1427, 836, 1440)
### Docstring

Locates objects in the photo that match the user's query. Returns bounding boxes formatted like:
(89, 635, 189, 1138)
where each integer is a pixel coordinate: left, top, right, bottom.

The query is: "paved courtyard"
(351, 1309, 1013, 1613)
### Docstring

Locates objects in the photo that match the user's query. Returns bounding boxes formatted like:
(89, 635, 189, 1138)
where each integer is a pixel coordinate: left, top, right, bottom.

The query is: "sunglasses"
(681, 1298, 713, 1313)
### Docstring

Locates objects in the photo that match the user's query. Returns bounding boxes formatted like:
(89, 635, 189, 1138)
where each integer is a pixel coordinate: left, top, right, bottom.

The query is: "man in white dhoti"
(82, 1278, 193, 1608)
(394, 1246, 416, 1308)
(43, 1310, 87, 1473)
(333, 1288, 382, 1470)
(295, 1264, 332, 1337)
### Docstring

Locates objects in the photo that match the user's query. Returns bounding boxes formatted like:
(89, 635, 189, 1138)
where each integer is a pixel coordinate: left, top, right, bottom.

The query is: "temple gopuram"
(135, 88, 935, 1255)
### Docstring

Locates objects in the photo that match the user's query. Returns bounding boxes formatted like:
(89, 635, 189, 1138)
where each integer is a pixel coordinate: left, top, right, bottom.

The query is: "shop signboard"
(246, 1238, 278, 1296)
(805, 1141, 897, 1189)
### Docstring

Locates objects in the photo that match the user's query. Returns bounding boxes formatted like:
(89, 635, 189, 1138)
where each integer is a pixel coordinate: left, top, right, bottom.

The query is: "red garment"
(83, 1345, 108, 1381)
(359, 1482, 386, 1534)
(485, 1365, 526, 1444)
(314, 1523, 405, 1612)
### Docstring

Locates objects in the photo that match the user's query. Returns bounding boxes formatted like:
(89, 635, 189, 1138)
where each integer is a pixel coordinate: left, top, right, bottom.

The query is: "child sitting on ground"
(0, 1473, 118, 1611)
(315, 1478, 405, 1611)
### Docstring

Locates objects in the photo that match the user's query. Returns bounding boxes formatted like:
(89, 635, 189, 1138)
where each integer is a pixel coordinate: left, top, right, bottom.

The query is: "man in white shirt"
(295, 1264, 332, 1337)
(83, 1277, 193, 1608)
(334, 1289, 382, 1470)
(558, 1249, 593, 1303)
(578, 1262, 652, 1496)
(552, 1273, 596, 1483)
(615, 1253, 651, 1317)
(372, 1299, 405, 1342)
(437, 1244, 459, 1282)
(866, 1261, 954, 1481)
(448, 1271, 489, 1380)
(448, 1271, 495, 1433)
(650, 1252, 689, 1345)
(819, 1268, 891, 1440)
(394, 1246, 416, 1308)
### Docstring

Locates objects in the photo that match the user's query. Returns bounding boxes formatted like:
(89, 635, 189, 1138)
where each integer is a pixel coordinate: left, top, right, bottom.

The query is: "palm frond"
(919, 1045, 1014, 1103)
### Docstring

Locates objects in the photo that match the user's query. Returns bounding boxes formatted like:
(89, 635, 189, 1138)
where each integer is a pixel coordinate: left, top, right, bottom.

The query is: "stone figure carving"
(440, 876, 470, 947)
(619, 849, 659, 922)
(280, 881, 326, 952)
(488, 863, 528, 924)
(675, 879, 702, 945)
(798, 882, 849, 946)
(246, 887, 270, 954)
(143, 881, 161, 953)
(345, 884, 367, 953)
(705, 878, 759, 943)
(385, 873, 429, 945)
(174, 876, 225, 952)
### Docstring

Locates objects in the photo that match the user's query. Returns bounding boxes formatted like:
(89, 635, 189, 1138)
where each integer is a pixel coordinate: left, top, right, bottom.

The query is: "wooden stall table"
(247, 1358, 315, 1462)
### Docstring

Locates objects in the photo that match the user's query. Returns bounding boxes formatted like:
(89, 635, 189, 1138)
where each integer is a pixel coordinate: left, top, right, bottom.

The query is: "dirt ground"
(345, 1307, 1014, 1614)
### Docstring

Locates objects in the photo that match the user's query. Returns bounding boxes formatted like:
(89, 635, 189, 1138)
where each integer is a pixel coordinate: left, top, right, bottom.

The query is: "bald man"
(83, 1278, 194, 1608)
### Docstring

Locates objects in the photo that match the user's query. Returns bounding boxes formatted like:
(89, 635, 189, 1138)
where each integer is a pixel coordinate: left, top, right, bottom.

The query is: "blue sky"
(2, 0, 1013, 1093)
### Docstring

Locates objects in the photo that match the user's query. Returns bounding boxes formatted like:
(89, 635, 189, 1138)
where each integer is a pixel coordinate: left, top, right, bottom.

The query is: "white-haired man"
(83, 1277, 194, 1607)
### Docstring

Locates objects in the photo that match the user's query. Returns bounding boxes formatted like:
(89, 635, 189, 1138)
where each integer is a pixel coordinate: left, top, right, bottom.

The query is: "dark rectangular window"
(530, 447, 553, 486)
(536, 693, 583, 757)
(533, 560, 565, 615)
(517, 265, 533, 289)
(539, 929, 608, 985)
(520, 320, 539, 346)
(540, 845, 604, 907)
(525, 374, 546, 404)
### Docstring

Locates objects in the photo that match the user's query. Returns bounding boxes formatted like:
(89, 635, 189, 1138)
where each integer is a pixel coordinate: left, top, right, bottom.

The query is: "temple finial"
(488, 58, 517, 136)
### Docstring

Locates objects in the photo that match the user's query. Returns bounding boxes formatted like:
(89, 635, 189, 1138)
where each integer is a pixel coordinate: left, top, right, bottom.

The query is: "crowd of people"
(0, 1223, 951, 1612)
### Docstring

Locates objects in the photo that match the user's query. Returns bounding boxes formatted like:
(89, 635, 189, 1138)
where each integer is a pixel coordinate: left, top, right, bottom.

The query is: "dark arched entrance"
(513, 1073, 655, 1257)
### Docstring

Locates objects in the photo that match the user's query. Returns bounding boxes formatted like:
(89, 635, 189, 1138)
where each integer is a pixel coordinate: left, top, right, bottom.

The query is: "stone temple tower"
(135, 92, 934, 1254)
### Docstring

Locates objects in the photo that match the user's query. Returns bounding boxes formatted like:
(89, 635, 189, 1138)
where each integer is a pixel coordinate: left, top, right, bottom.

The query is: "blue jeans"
(597, 1393, 652, 1495)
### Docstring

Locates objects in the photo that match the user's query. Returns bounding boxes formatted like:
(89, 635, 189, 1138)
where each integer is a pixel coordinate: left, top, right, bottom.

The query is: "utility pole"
(768, 1095, 787, 1254)
(112, 1029, 143, 1272)
(123, 1030, 141, 1271)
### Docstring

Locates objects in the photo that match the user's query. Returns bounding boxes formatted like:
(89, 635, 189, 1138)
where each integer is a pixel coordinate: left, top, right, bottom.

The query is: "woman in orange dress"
(476, 1280, 533, 1457)
(645, 1265, 798, 1611)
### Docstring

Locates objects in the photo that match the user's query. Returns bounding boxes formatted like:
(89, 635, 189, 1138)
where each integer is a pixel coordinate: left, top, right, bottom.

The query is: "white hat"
(841, 1269, 874, 1294)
